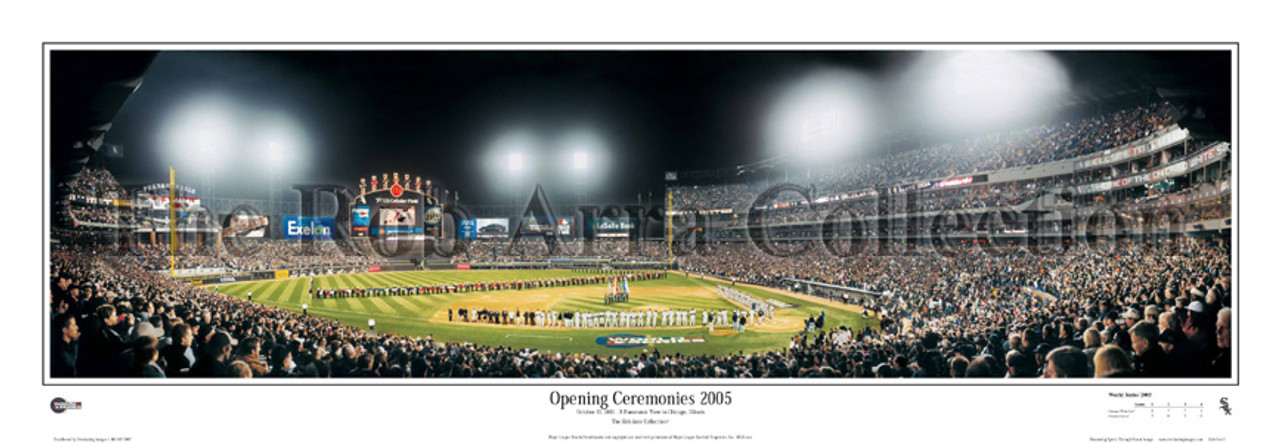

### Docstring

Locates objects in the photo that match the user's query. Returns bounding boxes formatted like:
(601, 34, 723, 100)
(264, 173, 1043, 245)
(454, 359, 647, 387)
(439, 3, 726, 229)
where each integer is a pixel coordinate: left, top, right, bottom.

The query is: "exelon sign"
(283, 216, 335, 239)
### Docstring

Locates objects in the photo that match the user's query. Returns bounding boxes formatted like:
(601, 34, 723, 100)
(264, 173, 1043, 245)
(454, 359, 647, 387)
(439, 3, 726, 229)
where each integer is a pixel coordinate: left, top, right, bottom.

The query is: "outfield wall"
(187, 260, 671, 285)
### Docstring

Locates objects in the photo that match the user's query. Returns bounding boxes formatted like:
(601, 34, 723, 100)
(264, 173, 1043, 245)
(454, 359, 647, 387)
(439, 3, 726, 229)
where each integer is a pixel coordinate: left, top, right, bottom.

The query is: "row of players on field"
(306, 271, 667, 298)
(445, 286, 776, 331)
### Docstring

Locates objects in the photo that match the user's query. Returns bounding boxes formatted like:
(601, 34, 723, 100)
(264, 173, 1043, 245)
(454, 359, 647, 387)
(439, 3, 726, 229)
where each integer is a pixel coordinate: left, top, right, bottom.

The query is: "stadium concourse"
(49, 101, 1232, 379)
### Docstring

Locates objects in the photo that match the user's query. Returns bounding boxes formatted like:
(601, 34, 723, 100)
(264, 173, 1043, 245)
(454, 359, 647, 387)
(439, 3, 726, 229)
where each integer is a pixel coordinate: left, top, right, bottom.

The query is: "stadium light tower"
(162, 95, 240, 218)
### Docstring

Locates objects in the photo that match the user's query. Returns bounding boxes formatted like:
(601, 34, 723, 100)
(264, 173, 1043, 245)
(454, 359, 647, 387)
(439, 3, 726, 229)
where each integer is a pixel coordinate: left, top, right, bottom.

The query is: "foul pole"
(169, 167, 177, 278)
(666, 189, 674, 267)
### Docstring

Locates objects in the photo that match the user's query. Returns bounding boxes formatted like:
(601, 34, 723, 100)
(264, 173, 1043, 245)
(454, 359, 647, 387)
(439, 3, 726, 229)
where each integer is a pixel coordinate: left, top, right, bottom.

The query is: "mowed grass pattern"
(213, 270, 879, 356)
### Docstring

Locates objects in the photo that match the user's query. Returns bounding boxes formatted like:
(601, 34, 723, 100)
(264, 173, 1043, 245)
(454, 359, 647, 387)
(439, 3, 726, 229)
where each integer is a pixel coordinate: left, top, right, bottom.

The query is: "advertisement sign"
(593, 217, 633, 238)
(274, 270, 290, 279)
(1074, 126, 1189, 170)
(351, 206, 370, 237)
(1074, 142, 1230, 195)
(459, 218, 478, 239)
(368, 265, 382, 273)
(136, 194, 202, 211)
(379, 205, 416, 226)
(934, 175, 974, 189)
(519, 215, 556, 235)
(424, 206, 443, 226)
(595, 334, 707, 348)
(219, 276, 236, 283)
(475, 218, 510, 238)
(352, 206, 371, 226)
(224, 214, 269, 238)
(456, 263, 471, 270)
(556, 217, 574, 236)
(283, 217, 336, 240)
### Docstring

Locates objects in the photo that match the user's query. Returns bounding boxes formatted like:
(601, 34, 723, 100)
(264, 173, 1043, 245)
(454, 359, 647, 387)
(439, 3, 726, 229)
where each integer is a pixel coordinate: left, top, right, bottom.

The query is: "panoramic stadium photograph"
(47, 48, 1233, 381)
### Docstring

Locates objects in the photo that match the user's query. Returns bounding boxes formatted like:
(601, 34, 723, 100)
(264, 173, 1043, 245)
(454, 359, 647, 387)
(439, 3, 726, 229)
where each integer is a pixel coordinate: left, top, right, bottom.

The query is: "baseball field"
(211, 270, 879, 356)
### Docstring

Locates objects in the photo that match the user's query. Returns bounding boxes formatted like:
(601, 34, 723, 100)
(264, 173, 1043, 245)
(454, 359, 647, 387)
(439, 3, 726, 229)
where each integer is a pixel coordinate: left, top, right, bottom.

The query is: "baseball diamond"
(212, 270, 877, 357)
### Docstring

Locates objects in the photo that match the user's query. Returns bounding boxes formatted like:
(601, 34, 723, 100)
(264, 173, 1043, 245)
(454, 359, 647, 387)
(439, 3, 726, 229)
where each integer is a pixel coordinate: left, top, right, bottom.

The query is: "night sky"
(94, 50, 1231, 205)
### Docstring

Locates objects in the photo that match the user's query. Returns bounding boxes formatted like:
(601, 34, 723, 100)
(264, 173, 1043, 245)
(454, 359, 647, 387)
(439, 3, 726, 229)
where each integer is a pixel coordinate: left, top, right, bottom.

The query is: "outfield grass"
(212, 270, 879, 356)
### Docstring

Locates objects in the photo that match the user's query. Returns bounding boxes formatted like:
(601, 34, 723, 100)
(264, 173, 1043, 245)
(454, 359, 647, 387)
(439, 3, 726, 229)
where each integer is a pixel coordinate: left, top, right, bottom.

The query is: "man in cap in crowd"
(1130, 321, 1176, 377)
(190, 332, 236, 377)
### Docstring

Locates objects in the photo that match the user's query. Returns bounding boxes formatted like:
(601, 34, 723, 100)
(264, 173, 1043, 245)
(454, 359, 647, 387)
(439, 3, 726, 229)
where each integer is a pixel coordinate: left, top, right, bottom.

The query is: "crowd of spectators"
(451, 239, 668, 263)
(65, 204, 137, 226)
(52, 229, 1229, 378)
(673, 102, 1178, 213)
(678, 236, 1229, 377)
(120, 241, 390, 272)
(62, 168, 127, 201)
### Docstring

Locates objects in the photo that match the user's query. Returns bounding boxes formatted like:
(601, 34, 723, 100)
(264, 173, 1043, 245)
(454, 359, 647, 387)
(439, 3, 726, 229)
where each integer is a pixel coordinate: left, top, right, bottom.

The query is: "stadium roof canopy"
(49, 51, 157, 180)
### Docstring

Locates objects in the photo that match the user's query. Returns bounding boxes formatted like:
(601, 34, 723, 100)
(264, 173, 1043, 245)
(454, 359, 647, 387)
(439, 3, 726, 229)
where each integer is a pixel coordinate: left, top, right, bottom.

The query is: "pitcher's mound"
(749, 316, 805, 333)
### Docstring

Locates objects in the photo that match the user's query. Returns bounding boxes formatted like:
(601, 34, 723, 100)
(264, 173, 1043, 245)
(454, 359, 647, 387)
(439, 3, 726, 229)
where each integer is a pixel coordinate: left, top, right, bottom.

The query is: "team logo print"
(596, 334, 648, 348)
(50, 397, 81, 414)
(390, 184, 404, 197)
(595, 334, 707, 348)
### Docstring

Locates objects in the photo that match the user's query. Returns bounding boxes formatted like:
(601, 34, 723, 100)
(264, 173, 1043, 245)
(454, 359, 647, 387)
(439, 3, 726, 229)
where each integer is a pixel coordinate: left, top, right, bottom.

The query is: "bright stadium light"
(252, 112, 310, 173)
(485, 129, 539, 203)
(765, 68, 878, 165)
(509, 152, 524, 172)
(907, 51, 1069, 132)
(268, 142, 284, 165)
(161, 95, 239, 171)
(556, 128, 611, 202)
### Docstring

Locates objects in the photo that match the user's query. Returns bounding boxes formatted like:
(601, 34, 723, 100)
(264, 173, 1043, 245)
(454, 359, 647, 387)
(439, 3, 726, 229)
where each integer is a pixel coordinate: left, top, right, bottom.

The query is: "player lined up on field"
(445, 306, 772, 330)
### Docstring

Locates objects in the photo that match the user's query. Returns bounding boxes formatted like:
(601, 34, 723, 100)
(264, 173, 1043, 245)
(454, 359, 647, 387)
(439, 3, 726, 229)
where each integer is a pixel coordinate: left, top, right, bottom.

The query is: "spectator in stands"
(1130, 321, 1175, 377)
(1093, 345, 1134, 378)
(1211, 308, 1231, 377)
(230, 361, 253, 378)
(78, 304, 131, 377)
(269, 346, 295, 378)
(1044, 346, 1090, 378)
(52, 313, 80, 378)
(191, 332, 235, 377)
(235, 337, 268, 377)
(134, 336, 164, 378)
(162, 323, 196, 377)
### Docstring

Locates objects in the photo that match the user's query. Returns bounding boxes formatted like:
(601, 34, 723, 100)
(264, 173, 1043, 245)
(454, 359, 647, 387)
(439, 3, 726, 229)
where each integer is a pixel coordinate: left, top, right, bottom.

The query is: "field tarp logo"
(50, 397, 82, 413)
(596, 334, 707, 348)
